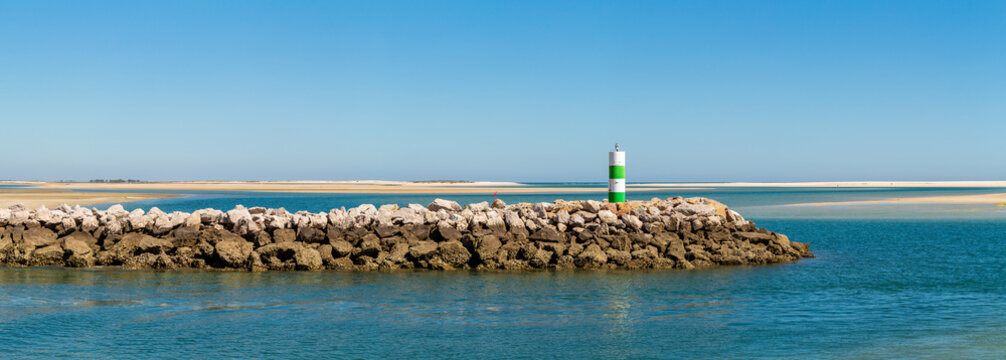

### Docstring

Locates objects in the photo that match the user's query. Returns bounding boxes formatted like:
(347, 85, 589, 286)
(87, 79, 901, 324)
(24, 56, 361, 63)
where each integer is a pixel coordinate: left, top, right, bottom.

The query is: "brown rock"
(575, 244, 607, 267)
(30, 244, 64, 265)
(331, 240, 354, 258)
(474, 235, 501, 263)
(294, 247, 323, 270)
(273, 228, 296, 243)
(408, 241, 438, 260)
(23, 227, 58, 248)
(215, 240, 253, 268)
(438, 241, 471, 267)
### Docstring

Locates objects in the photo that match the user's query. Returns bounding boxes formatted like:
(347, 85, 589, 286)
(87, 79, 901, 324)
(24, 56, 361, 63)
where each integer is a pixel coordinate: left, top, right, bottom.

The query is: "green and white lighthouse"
(608, 144, 625, 203)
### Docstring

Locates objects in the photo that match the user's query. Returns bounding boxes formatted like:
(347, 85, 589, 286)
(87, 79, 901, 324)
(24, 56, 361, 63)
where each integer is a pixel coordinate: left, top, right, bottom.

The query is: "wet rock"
(330, 240, 354, 258)
(215, 240, 253, 268)
(438, 241, 471, 267)
(63, 238, 94, 267)
(30, 244, 64, 265)
(576, 244, 607, 267)
(474, 235, 502, 262)
(294, 247, 323, 270)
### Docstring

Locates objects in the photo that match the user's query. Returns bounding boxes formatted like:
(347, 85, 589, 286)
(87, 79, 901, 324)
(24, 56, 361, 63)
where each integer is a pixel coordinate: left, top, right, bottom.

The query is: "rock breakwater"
(0, 197, 812, 271)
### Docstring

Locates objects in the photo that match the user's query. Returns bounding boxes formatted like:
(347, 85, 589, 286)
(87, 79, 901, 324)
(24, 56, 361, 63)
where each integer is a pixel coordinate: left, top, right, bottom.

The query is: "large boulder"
(63, 238, 94, 267)
(408, 241, 439, 260)
(427, 199, 462, 212)
(215, 240, 253, 268)
(294, 247, 323, 270)
(673, 203, 716, 216)
(597, 210, 619, 225)
(330, 240, 355, 258)
(474, 235, 502, 263)
(438, 241, 471, 267)
(30, 244, 64, 265)
(576, 244, 608, 267)
(22, 227, 58, 248)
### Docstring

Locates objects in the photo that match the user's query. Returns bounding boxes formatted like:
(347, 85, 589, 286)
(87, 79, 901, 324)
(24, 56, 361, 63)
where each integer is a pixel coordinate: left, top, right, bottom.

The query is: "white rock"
(61, 217, 76, 230)
(597, 210, 619, 225)
(468, 201, 490, 212)
(327, 209, 347, 226)
(81, 216, 99, 232)
(427, 199, 461, 212)
(292, 212, 312, 229)
(486, 211, 506, 233)
(147, 207, 166, 217)
(34, 206, 51, 223)
(554, 210, 570, 225)
(10, 210, 29, 225)
(128, 209, 150, 229)
(673, 203, 716, 216)
(309, 213, 327, 228)
(621, 214, 643, 230)
(582, 200, 602, 213)
(184, 213, 201, 228)
(504, 211, 525, 231)
(268, 214, 291, 229)
(570, 214, 586, 228)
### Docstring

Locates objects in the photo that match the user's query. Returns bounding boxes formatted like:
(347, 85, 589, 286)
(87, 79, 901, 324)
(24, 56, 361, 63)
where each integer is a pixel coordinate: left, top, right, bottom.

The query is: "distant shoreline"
(633, 181, 1006, 188)
(2, 180, 1006, 209)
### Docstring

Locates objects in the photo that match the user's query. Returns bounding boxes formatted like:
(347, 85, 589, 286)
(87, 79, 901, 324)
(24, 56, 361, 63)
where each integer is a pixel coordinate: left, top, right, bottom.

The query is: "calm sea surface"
(3, 187, 1006, 358)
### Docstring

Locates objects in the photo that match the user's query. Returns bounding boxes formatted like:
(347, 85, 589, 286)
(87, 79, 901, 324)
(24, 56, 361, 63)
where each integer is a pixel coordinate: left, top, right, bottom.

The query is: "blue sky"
(1, 0, 1003, 182)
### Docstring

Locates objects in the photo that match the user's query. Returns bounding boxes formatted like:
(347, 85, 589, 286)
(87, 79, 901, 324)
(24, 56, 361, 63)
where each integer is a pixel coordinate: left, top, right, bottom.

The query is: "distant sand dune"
(0, 189, 175, 209)
(791, 193, 1006, 206)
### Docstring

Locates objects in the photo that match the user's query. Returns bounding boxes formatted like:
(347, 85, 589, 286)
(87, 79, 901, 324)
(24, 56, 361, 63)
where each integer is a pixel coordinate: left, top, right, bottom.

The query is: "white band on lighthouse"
(608, 178, 626, 192)
(609, 151, 625, 166)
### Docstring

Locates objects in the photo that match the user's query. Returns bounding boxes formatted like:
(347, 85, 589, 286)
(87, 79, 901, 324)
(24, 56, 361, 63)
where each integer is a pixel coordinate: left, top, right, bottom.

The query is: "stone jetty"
(0, 197, 812, 271)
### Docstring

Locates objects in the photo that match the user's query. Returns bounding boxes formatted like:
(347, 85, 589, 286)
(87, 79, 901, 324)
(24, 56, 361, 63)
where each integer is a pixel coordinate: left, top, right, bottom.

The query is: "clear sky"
(1, 0, 1003, 182)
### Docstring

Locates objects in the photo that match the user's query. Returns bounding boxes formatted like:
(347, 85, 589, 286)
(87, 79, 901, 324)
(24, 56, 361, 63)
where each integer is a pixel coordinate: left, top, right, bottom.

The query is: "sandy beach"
(791, 193, 1006, 206)
(0, 189, 175, 208)
(4, 180, 1006, 208)
(635, 181, 1006, 188)
(23, 181, 666, 194)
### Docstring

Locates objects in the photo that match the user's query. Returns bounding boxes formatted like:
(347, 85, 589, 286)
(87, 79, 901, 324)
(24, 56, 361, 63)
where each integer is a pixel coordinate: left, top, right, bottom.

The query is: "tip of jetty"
(0, 197, 812, 271)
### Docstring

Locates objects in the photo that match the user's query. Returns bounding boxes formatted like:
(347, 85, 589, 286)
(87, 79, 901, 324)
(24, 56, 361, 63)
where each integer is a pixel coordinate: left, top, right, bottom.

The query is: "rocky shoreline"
(0, 197, 812, 271)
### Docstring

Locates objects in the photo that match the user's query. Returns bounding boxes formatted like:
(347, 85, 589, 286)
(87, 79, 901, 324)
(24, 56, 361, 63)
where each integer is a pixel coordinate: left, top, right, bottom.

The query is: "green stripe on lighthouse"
(609, 165, 625, 179)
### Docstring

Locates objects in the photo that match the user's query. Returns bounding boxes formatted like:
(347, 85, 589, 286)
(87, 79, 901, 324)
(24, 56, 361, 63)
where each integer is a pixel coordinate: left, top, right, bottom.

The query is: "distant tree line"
(88, 179, 143, 183)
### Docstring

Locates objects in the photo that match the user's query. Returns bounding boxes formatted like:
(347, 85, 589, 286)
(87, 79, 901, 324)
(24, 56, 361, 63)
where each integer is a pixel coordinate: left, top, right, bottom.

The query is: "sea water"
(3, 188, 1006, 358)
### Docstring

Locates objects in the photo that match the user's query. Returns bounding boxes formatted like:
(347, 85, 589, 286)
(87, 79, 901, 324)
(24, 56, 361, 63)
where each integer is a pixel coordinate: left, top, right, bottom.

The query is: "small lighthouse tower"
(608, 144, 625, 203)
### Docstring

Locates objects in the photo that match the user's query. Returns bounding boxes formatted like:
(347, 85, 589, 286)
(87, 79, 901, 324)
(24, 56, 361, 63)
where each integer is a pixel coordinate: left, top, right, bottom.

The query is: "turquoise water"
(78, 186, 1006, 219)
(3, 188, 1006, 358)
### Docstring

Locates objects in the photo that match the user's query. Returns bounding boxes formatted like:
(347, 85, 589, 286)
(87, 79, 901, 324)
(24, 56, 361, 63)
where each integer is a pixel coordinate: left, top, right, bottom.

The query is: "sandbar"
(0, 189, 176, 209)
(19, 181, 672, 194)
(791, 193, 1006, 206)
(635, 181, 1006, 188)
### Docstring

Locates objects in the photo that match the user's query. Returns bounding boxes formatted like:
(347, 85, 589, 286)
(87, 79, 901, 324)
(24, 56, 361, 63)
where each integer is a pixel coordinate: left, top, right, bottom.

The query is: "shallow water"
(4, 188, 1006, 358)
(78, 186, 1006, 219)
